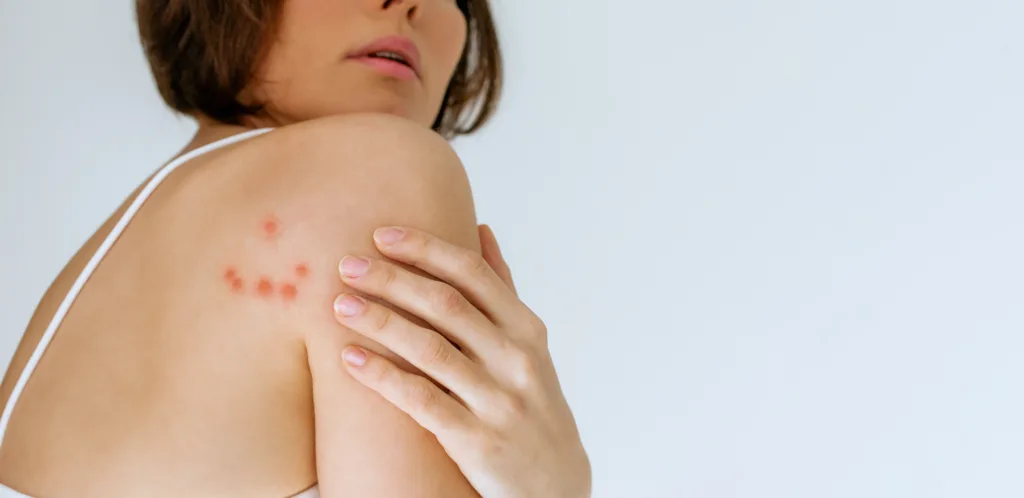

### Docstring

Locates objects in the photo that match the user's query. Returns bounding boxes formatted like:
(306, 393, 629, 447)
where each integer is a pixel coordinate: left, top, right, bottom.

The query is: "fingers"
(371, 226, 523, 325)
(338, 254, 506, 361)
(334, 293, 498, 408)
(341, 345, 477, 441)
(479, 224, 517, 295)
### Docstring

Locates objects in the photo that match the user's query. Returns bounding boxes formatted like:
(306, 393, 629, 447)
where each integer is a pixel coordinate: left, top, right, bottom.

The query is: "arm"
(278, 117, 590, 498)
(226, 113, 482, 497)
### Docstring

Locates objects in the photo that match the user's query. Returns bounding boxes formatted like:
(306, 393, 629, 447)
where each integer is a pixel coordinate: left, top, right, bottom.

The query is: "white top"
(0, 128, 319, 498)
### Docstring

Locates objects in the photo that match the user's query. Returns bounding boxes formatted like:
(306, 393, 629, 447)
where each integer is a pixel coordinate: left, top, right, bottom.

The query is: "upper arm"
(220, 114, 481, 497)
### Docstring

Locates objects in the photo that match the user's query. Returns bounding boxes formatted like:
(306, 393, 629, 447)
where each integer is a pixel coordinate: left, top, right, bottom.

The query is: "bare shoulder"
(161, 112, 480, 346)
(257, 112, 468, 192)
(207, 113, 476, 237)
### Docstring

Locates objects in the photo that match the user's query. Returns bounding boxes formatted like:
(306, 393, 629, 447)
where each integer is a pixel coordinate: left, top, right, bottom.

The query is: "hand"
(332, 224, 591, 498)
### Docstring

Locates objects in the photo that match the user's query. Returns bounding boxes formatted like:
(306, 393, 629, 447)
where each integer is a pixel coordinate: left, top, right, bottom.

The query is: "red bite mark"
(222, 267, 244, 294)
(256, 277, 274, 297)
(295, 263, 309, 278)
(280, 283, 298, 301)
(261, 216, 281, 240)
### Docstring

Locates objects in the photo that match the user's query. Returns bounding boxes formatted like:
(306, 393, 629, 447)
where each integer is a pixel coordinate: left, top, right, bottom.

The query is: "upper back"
(0, 125, 314, 497)
(0, 113, 478, 497)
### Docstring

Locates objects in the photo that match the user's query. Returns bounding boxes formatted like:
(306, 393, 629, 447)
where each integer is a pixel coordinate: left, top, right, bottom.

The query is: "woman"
(0, 0, 590, 496)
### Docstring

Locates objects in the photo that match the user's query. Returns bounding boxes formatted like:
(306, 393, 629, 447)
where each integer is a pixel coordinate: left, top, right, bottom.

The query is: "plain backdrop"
(2, 0, 1023, 497)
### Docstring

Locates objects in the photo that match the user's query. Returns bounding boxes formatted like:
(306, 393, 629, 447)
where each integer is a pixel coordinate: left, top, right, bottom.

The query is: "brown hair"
(136, 0, 502, 138)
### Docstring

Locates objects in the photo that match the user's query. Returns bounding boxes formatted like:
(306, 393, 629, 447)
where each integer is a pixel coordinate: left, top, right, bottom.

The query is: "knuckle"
(431, 284, 466, 316)
(505, 344, 540, 388)
(523, 310, 549, 344)
(404, 378, 436, 412)
(364, 356, 391, 385)
(408, 232, 432, 263)
(378, 263, 399, 292)
(492, 391, 528, 425)
(455, 249, 489, 276)
(370, 305, 393, 334)
(527, 309, 547, 334)
(419, 335, 453, 368)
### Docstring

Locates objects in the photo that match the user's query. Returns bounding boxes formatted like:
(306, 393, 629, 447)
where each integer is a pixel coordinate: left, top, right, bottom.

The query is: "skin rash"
(222, 214, 309, 303)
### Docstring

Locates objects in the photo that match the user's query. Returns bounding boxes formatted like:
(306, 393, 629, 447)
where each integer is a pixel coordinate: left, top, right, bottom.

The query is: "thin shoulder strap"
(0, 127, 275, 448)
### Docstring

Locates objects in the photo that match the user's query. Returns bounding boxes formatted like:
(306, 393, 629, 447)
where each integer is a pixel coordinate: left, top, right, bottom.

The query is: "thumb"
(479, 224, 517, 295)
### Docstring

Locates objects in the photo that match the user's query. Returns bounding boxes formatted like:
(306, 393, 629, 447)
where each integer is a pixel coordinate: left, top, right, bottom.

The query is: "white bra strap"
(0, 127, 275, 448)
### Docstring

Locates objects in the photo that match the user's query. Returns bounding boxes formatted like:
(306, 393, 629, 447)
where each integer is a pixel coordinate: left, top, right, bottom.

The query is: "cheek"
(445, 16, 469, 66)
(427, 12, 469, 84)
(250, 0, 360, 118)
(268, 2, 350, 72)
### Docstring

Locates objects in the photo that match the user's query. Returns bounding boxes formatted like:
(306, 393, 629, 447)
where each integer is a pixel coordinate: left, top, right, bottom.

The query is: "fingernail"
(339, 255, 370, 278)
(334, 294, 366, 317)
(374, 227, 406, 245)
(342, 347, 367, 367)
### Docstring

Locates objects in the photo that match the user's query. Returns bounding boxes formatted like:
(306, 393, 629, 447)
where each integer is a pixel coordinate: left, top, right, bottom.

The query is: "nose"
(381, 0, 420, 21)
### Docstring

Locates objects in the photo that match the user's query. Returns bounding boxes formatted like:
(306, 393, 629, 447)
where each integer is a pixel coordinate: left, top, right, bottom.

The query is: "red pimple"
(256, 277, 274, 297)
(224, 267, 237, 280)
(280, 283, 298, 301)
(295, 263, 309, 278)
(230, 277, 245, 293)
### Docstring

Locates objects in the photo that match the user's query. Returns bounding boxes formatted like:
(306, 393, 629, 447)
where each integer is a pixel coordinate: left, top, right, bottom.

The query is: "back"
(0, 127, 318, 497)
(0, 113, 482, 498)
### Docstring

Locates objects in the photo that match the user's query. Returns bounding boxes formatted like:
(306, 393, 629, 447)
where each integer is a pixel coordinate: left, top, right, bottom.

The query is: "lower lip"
(352, 56, 417, 81)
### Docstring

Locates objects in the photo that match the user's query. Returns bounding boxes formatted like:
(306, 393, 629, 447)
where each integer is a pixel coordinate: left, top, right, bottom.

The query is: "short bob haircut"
(136, 0, 502, 139)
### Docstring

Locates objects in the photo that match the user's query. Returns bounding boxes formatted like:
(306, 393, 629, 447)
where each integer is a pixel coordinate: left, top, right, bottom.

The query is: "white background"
(2, 1, 1023, 497)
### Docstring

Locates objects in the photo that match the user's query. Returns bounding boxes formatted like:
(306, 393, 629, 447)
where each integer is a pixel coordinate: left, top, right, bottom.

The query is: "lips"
(347, 35, 422, 78)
